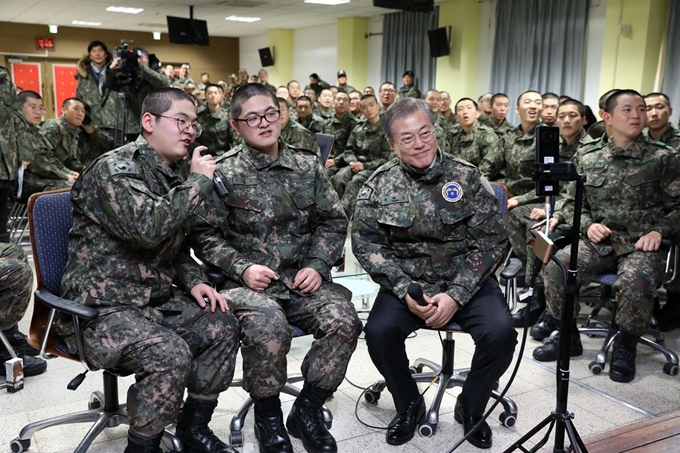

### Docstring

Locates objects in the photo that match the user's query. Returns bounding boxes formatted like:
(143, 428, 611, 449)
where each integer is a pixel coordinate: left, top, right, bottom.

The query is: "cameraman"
(105, 45, 169, 143)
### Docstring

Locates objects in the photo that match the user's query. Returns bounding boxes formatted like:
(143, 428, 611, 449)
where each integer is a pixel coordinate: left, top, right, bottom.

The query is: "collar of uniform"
(659, 125, 680, 144)
(461, 120, 480, 136)
(368, 116, 384, 133)
(515, 123, 537, 139)
(398, 149, 444, 182)
(133, 135, 180, 178)
(243, 138, 293, 170)
(607, 133, 647, 158)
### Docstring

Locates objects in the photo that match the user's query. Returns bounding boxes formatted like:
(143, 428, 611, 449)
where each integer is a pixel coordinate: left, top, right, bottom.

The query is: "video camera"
(112, 39, 141, 93)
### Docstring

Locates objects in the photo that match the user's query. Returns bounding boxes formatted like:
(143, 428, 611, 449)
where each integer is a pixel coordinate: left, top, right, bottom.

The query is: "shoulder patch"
(107, 160, 140, 177)
(357, 186, 373, 201)
(447, 155, 476, 168)
(217, 146, 242, 162)
(365, 158, 400, 183)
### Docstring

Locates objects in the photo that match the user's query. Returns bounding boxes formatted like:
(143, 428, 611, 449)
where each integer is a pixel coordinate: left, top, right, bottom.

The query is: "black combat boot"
(512, 285, 545, 327)
(253, 395, 292, 453)
(0, 348, 47, 377)
(175, 397, 238, 453)
(286, 385, 337, 453)
(532, 322, 583, 362)
(609, 331, 639, 383)
(530, 309, 559, 341)
(657, 292, 680, 332)
(2, 324, 40, 356)
(123, 431, 163, 453)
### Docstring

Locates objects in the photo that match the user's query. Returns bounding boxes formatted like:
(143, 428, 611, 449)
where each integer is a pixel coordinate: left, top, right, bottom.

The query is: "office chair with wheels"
(579, 237, 680, 377)
(363, 182, 521, 437)
(314, 133, 335, 165)
(204, 269, 333, 447)
(9, 189, 181, 453)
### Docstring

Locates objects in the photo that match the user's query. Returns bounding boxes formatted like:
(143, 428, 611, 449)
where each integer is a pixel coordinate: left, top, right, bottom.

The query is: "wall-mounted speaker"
(427, 27, 450, 57)
(258, 47, 274, 67)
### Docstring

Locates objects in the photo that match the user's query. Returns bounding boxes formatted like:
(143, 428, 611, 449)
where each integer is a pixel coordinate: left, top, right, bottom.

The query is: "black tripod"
(504, 162, 589, 453)
(101, 87, 132, 148)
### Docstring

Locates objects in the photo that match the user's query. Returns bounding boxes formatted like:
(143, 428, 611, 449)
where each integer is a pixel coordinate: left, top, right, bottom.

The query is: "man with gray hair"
(352, 97, 516, 449)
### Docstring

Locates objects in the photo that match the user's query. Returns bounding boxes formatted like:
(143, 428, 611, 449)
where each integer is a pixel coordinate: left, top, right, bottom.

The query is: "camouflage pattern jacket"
(352, 150, 508, 305)
(196, 106, 233, 156)
(645, 126, 680, 152)
(555, 134, 680, 257)
(78, 126, 115, 169)
(446, 121, 501, 167)
(280, 120, 321, 156)
(0, 68, 30, 182)
(41, 117, 84, 172)
(398, 85, 421, 99)
(298, 113, 327, 135)
(480, 115, 514, 137)
(189, 140, 348, 300)
(334, 118, 392, 170)
(479, 124, 541, 204)
(325, 112, 356, 159)
(22, 121, 71, 187)
(61, 135, 214, 315)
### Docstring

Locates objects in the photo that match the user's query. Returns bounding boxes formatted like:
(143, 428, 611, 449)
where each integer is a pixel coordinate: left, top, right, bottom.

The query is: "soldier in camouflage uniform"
(314, 88, 336, 122)
(296, 96, 327, 134)
(352, 98, 515, 449)
(397, 70, 421, 99)
(541, 92, 559, 127)
(534, 90, 680, 385)
(423, 89, 450, 153)
(257, 69, 277, 93)
(0, 242, 47, 377)
(476, 93, 493, 127)
(447, 97, 501, 166)
(172, 64, 196, 90)
(379, 82, 398, 112)
(18, 91, 77, 199)
(196, 84, 233, 156)
(643, 92, 680, 331)
(189, 84, 361, 453)
(330, 94, 393, 216)
(41, 98, 87, 171)
(437, 91, 458, 135)
(479, 91, 543, 286)
(336, 70, 355, 94)
(59, 88, 240, 453)
(483, 93, 514, 137)
(324, 91, 356, 166)
(77, 101, 115, 169)
(277, 97, 322, 157)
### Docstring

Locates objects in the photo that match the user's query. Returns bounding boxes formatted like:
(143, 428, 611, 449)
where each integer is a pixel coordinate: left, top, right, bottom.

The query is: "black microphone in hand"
(407, 283, 429, 307)
(187, 142, 228, 199)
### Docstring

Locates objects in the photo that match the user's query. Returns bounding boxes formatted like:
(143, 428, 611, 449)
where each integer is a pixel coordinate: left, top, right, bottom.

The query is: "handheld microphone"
(407, 283, 429, 307)
(187, 142, 228, 199)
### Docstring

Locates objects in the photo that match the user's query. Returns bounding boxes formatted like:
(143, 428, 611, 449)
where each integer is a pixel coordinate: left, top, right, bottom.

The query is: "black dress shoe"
(254, 410, 292, 453)
(385, 396, 426, 446)
(286, 401, 337, 453)
(454, 395, 492, 449)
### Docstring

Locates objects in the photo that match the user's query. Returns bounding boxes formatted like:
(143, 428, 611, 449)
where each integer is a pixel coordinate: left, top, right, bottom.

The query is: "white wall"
(365, 15, 384, 92)
(583, 0, 608, 116)
(292, 23, 338, 86)
(476, 0, 496, 98)
(239, 33, 269, 79)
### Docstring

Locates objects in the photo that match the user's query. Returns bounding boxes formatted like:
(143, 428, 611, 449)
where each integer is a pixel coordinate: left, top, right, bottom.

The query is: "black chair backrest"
(315, 133, 335, 164)
(29, 190, 73, 296)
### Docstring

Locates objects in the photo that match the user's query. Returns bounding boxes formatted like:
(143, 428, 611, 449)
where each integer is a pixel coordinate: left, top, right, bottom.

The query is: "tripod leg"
(563, 418, 588, 453)
(502, 415, 555, 453)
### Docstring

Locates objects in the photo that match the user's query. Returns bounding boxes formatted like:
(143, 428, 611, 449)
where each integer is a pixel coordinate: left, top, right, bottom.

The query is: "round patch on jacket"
(442, 182, 463, 203)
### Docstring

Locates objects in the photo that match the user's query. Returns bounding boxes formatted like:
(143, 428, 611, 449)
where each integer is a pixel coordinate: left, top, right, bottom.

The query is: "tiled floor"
(2, 244, 680, 453)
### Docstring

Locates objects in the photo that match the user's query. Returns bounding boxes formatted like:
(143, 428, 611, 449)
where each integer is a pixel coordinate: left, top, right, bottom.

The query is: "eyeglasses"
(398, 130, 435, 148)
(233, 110, 281, 128)
(380, 89, 396, 94)
(151, 113, 202, 137)
(26, 105, 46, 112)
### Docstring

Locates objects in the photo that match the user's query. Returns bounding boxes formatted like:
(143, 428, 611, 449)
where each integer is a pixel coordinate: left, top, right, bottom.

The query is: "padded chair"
(203, 269, 333, 446)
(9, 189, 181, 453)
(363, 182, 521, 437)
(314, 133, 335, 164)
(7, 192, 29, 245)
(578, 238, 680, 377)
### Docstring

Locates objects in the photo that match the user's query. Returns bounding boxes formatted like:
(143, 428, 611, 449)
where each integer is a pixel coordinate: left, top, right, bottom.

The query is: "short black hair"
(18, 90, 42, 104)
(296, 96, 312, 105)
(230, 83, 278, 119)
(61, 97, 84, 111)
(287, 80, 300, 89)
(141, 87, 194, 121)
(542, 92, 560, 102)
(276, 97, 289, 106)
(454, 97, 478, 111)
(379, 81, 396, 91)
(87, 40, 108, 54)
(557, 99, 586, 117)
(201, 72, 209, 76)
(490, 93, 509, 106)
(604, 89, 644, 114)
(517, 90, 542, 105)
(644, 92, 671, 108)
(309, 73, 319, 80)
(598, 89, 620, 110)
(204, 83, 223, 93)
(360, 94, 378, 103)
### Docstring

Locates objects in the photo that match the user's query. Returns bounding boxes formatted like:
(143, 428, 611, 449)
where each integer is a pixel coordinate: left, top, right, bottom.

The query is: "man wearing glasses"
(60, 87, 240, 453)
(379, 82, 398, 111)
(352, 98, 516, 449)
(189, 83, 361, 453)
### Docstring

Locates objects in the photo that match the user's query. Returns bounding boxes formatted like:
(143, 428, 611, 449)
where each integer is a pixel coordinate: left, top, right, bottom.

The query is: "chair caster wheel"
(500, 412, 516, 428)
(663, 362, 679, 376)
(88, 390, 105, 409)
(229, 431, 243, 447)
(589, 361, 603, 375)
(409, 365, 423, 374)
(364, 390, 381, 404)
(10, 438, 30, 453)
(418, 422, 436, 437)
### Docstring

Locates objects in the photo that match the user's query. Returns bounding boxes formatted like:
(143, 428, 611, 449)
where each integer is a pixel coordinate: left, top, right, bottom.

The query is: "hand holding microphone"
(407, 282, 429, 307)
(187, 142, 228, 199)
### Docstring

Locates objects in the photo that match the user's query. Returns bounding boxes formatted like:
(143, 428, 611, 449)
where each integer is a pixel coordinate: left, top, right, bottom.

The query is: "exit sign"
(36, 37, 56, 51)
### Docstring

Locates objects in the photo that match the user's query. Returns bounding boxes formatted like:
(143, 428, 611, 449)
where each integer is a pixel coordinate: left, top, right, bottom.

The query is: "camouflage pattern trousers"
(221, 282, 362, 399)
(544, 239, 666, 336)
(77, 292, 240, 437)
(507, 202, 545, 282)
(331, 167, 374, 216)
(0, 243, 34, 330)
